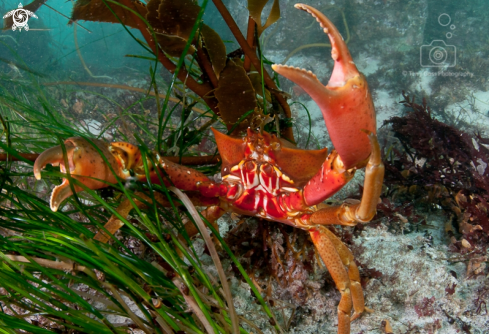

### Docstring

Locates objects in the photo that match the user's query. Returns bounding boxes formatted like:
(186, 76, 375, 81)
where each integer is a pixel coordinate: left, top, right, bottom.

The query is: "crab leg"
(308, 131, 384, 226)
(296, 131, 382, 333)
(272, 3, 376, 170)
(94, 191, 221, 243)
(310, 226, 352, 334)
(93, 191, 170, 243)
(313, 227, 371, 319)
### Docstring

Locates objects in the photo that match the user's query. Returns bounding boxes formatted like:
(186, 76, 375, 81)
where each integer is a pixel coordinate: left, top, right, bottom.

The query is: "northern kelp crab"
(33, 4, 383, 333)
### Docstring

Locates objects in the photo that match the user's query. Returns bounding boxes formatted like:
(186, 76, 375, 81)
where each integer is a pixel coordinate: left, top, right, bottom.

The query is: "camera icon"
(420, 40, 456, 67)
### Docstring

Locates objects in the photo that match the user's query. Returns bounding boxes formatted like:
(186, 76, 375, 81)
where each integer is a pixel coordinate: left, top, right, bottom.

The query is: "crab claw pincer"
(33, 137, 123, 212)
(272, 4, 376, 170)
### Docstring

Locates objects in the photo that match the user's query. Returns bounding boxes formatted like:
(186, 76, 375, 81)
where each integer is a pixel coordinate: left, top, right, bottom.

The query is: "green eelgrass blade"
(0, 314, 53, 334)
(199, 215, 283, 333)
(290, 101, 313, 148)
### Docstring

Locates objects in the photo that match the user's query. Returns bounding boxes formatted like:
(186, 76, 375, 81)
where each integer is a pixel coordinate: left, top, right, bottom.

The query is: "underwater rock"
(256, 0, 428, 56)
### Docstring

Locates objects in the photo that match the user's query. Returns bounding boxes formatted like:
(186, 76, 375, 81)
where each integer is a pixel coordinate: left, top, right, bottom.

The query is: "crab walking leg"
(309, 131, 384, 226)
(315, 226, 371, 320)
(94, 192, 222, 243)
(310, 226, 352, 334)
(93, 192, 170, 243)
(182, 205, 224, 239)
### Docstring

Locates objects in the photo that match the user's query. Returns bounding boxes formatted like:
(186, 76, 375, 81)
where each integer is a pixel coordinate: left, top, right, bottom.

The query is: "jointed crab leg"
(94, 191, 222, 243)
(310, 226, 365, 334)
(314, 226, 369, 319)
(93, 192, 170, 243)
(298, 131, 382, 333)
(34, 137, 223, 240)
(309, 131, 384, 226)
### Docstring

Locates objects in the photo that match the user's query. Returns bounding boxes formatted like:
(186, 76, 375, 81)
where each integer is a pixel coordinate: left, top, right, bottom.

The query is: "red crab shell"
(212, 128, 328, 220)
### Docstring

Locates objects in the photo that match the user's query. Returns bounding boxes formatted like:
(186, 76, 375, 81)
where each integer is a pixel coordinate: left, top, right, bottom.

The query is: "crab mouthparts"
(33, 143, 78, 212)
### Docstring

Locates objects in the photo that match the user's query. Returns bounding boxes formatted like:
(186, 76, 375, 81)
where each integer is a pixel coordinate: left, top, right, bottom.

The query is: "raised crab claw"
(34, 4, 384, 334)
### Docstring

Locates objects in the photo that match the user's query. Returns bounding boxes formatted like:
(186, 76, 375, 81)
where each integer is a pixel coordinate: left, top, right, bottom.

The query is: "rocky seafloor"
(212, 212, 489, 334)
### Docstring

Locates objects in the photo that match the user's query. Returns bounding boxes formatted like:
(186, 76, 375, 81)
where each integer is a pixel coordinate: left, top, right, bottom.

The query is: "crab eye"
(261, 164, 274, 176)
(242, 161, 255, 172)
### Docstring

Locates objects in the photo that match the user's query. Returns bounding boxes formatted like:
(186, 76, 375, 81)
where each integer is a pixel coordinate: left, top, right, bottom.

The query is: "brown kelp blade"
(215, 60, 257, 132)
(200, 24, 227, 78)
(70, 0, 147, 27)
(146, 0, 201, 56)
(147, 0, 200, 40)
(247, 0, 281, 35)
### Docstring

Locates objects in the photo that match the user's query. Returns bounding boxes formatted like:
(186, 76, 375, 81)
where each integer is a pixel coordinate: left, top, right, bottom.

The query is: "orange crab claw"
(34, 137, 217, 212)
(33, 138, 124, 212)
(272, 3, 376, 169)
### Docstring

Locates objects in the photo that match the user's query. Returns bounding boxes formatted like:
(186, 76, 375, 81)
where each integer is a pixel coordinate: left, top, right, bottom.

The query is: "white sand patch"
(374, 89, 402, 126)
(356, 53, 380, 76)
(409, 70, 435, 95)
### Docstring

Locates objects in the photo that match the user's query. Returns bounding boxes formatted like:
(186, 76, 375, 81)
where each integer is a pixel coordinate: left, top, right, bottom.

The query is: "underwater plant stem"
(150, 66, 162, 122)
(0, 113, 10, 151)
(243, 17, 256, 72)
(150, 312, 175, 334)
(104, 283, 153, 334)
(172, 277, 215, 334)
(196, 46, 219, 88)
(282, 43, 330, 64)
(44, 4, 91, 33)
(6, 255, 87, 272)
(212, 0, 294, 142)
(118, 0, 219, 114)
(256, 30, 267, 116)
(42, 81, 208, 114)
(0, 153, 38, 162)
(169, 187, 240, 334)
(282, 5, 350, 64)
(74, 25, 112, 80)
